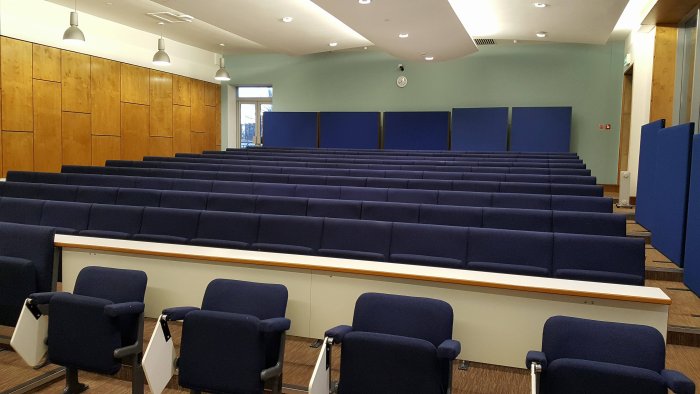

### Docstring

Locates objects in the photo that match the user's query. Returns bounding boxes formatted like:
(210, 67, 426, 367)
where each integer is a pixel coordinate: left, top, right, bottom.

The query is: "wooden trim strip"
(55, 238, 671, 306)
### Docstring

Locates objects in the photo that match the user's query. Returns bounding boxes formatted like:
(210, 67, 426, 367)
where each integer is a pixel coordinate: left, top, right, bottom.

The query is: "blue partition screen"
(383, 112, 450, 150)
(635, 119, 666, 231)
(684, 135, 700, 295)
(510, 107, 572, 152)
(651, 122, 694, 266)
(451, 107, 508, 151)
(263, 112, 318, 148)
(319, 112, 380, 149)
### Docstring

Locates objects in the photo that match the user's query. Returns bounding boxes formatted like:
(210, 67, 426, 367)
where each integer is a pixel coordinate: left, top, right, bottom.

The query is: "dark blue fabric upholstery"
(80, 205, 144, 238)
(482, 208, 551, 232)
(492, 193, 550, 210)
(552, 234, 644, 285)
(253, 215, 323, 255)
(41, 201, 91, 234)
(0, 256, 35, 326)
(451, 107, 508, 151)
(635, 119, 666, 231)
(362, 201, 419, 223)
(207, 194, 256, 213)
(528, 316, 695, 394)
(340, 187, 387, 202)
(437, 190, 492, 207)
(132, 207, 200, 243)
(467, 228, 552, 276)
(192, 212, 259, 249)
(177, 278, 288, 393)
(651, 122, 694, 265)
(319, 218, 391, 261)
(255, 195, 308, 215)
(383, 112, 450, 150)
(307, 199, 362, 219)
(685, 135, 700, 296)
(263, 111, 318, 148)
(76, 186, 118, 204)
(390, 223, 468, 269)
(551, 195, 612, 213)
(389, 189, 438, 204)
(115, 188, 161, 207)
(295, 185, 341, 199)
(510, 107, 572, 152)
(160, 190, 208, 210)
(0, 197, 45, 224)
(319, 112, 380, 149)
(419, 205, 483, 227)
(552, 211, 626, 236)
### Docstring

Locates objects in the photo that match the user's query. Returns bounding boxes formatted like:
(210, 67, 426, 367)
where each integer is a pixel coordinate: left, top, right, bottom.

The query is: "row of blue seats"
(151, 155, 591, 176)
(187, 152, 587, 168)
(7, 171, 613, 212)
(206, 149, 584, 163)
(61, 165, 604, 196)
(111, 159, 596, 185)
(0, 195, 643, 284)
(0, 183, 625, 236)
(229, 147, 581, 159)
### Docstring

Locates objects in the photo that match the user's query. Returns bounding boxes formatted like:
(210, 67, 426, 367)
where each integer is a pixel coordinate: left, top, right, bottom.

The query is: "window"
(237, 86, 272, 148)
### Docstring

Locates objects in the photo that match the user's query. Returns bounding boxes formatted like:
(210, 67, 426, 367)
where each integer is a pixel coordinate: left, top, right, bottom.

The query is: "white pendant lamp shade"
(214, 57, 231, 81)
(63, 11, 85, 44)
(152, 37, 171, 66)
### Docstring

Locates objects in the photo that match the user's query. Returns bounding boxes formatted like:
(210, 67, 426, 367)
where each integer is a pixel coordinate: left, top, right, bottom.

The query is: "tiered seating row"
(60, 165, 604, 196)
(110, 160, 596, 185)
(8, 171, 613, 213)
(0, 195, 642, 284)
(158, 155, 591, 175)
(0, 183, 625, 236)
(238, 147, 579, 158)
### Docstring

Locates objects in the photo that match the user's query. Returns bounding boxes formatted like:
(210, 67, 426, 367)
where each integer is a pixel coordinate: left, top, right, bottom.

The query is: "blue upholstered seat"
(76, 186, 118, 204)
(206, 193, 256, 213)
(0, 197, 45, 225)
(115, 188, 162, 207)
(255, 195, 308, 216)
(191, 211, 260, 249)
(163, 278, 290, 394)
(131, 207, 200, 244)
(419, 205, 483, 227)
(467, 228, 552, 276)
(325, 293, 460, 394)
(319, 218, 392, 261)
(307, 199, 362, 219)
(390, 223, 469, 269)
(79, 205, 144, 239)
(362, 201, 419, 223)
(253, 215, 323, 255)
(41, 201, 91, 234)
(483, 207, 552, 232)
(526, 316, 694, 394)
(159, 190, 208, 210)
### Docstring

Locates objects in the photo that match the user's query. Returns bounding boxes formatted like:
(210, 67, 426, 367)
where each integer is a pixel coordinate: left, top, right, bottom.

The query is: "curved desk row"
(55, 234, 670, 368)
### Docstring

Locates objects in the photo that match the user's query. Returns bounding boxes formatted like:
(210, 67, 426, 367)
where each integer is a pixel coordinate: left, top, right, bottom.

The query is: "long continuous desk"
(55, 234, 670, 368)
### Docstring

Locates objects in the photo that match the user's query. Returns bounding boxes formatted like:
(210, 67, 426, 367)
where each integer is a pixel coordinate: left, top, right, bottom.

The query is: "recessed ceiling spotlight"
(399, 33, 409, 38)
(329, 42, 338, 47)
(424, 56, 434, 61)
(281, 16, 293, 23)
(533, 3, 548, 7)
(219, 43, 225, 47)
(536, 31, 547, 38)
(363, 46, 368, 50)
(359, 0, 371, 4)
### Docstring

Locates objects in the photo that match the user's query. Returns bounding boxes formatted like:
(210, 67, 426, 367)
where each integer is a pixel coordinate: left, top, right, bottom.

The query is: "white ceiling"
(46, 0, 637, 61)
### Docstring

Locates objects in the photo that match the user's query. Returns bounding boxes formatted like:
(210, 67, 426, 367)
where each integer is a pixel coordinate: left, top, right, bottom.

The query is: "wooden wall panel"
(1, 37, 33, 131)
(204, 105, 217, 150)
(205, 83, 219, 107)
(91, 57, 121, 136)
(32, 44, 61, 82)
(92, 135, 121, 166)
(121, 103, 150, 160)
(61, 50, 91, 113)
(190, 132, 207, 154)
(173, 75, 191, 106)
(3, 132, 33, 176)
(216, 104, 222, 146)
(62, 112, 91, 165)
(173, 105, 191, 154)
(190, 79, 206, 132)
(121, 64, 150, 105)
(33, 80, 62, 172)
(650, 25, 678, 124)
(149, 136, 173, 157)
(150, 70, 173, 137)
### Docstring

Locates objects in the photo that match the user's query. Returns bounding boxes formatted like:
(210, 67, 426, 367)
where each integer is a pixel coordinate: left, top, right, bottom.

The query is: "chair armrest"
(104, 302, 145, 317)
(526, 351, 548, 371)
(29, 292, 67, 305)
(324, 325, 353, 344)
(260, 317, 291, 333)
(437, 339, 461, 360)
(662, 369, 695, 394)
(162, 306, 199, 321)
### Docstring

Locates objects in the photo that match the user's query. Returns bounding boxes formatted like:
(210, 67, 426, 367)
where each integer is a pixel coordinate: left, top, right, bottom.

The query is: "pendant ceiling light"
(214, 57, 231, 81)
(152, 23, 171, 66)
(63, 0, 85, 44)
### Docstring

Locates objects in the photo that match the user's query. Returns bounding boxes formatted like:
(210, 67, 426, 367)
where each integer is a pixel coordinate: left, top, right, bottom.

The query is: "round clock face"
(396, 75, 408, 88)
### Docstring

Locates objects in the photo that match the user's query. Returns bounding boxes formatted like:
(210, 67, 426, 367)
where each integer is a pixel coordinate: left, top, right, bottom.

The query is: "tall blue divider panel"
(635, 119, 666, 232)
(451, 107, 508, 151)
(383, 112, 450, 150)
(263, 112, 318, 148)
(651, 122, 694, 266)
(510, 107, 572, 152)
(319, 112, 380, 149)
(684, 135, 700, 295)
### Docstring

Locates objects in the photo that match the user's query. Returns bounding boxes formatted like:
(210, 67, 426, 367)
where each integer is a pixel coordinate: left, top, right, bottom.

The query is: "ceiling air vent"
(146, 12, 194, 23)
(475, 39, 496, 45)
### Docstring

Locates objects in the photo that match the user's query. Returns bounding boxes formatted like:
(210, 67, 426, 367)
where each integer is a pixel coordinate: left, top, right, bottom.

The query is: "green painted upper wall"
(225, 42, 624, 184)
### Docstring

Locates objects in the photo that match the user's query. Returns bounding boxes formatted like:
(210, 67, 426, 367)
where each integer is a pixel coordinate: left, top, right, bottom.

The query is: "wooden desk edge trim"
(55, 241, 672, 306)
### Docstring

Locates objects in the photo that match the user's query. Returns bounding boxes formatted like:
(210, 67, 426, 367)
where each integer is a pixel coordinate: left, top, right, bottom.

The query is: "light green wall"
(225, 42, 624, 184)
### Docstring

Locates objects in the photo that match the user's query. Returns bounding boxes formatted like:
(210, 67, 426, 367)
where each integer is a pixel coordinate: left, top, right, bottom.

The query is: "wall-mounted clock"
(396, 75, 408, 88)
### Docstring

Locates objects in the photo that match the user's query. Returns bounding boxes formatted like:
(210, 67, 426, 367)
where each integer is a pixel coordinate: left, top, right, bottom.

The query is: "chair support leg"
(131, 354, 145, 394)
(63, 367, 87, 394)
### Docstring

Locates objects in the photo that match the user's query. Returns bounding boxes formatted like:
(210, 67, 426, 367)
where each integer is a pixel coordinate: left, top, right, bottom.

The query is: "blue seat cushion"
(542, 358, 667, 394)
(467, 261, 550, 277)
(319, 249, 386, 261)
(78, 229, 132, 239)
(0, 256, 35, 326)
(131, 234, 189, 244)
(252, 243, 316, 255)
(190, 238, 250, 250)
(554, 269, 643, 286)
(390, 254, 464, 269)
